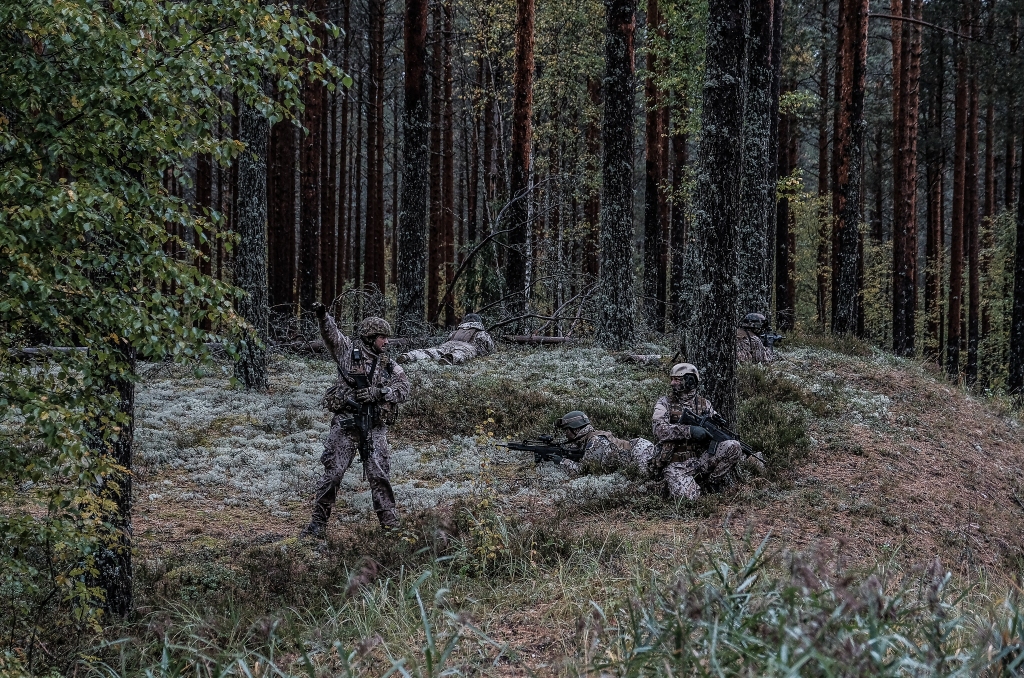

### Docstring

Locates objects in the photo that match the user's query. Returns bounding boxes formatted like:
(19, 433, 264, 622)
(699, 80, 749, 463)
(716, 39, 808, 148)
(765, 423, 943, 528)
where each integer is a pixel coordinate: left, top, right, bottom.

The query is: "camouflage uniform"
(736, 327, 771, 364)
(400, 317, 496, 365)
(652, 391, 743, 501)
(558, 423, 659, 478)
(311, 313, 410, 529)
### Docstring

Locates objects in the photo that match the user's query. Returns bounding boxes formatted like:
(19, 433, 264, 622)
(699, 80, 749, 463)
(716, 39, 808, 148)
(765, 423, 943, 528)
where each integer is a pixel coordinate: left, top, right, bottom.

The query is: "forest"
(3, 0, 1024, 674)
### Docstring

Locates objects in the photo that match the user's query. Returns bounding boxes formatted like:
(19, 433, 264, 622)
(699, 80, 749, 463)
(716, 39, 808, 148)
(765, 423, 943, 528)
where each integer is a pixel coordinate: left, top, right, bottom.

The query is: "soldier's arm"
(382, 363, 411, 404)
(474, 331, 496, 356)
(319, 313, 352, 368)
(652, 398, 692, 442)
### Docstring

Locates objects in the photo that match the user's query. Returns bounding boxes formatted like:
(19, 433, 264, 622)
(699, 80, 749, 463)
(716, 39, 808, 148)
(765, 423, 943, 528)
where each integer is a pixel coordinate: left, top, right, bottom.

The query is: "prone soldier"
(302, 304, 410, 537)
(398, 313, 496, 365)
(553, 410, 659, 479)
(652, 363, 765, 500)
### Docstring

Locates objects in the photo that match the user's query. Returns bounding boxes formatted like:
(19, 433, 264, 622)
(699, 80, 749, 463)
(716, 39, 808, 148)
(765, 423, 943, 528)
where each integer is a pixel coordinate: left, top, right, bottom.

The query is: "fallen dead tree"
(501, 335, 576, 344)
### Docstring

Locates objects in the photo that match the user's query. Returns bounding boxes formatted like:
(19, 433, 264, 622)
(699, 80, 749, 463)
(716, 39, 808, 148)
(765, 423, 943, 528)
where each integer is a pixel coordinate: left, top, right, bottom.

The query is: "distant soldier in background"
(302, 303, 410, 537)
(553, 410, 659, 478)
(398, 313, 496, 365)
(736, 312, 772, 364)
(652, 363, 763, 500)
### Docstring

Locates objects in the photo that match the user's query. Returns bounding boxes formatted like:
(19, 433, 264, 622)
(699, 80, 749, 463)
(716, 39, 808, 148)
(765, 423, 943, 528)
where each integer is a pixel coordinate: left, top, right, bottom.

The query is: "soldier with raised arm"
(301, 303, 410, 537)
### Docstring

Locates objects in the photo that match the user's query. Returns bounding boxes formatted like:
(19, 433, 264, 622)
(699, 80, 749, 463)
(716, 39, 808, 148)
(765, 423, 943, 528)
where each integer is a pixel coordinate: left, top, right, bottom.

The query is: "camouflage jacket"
(447, 321, 496, 357)
(652, 392, 717, 461)
(319, 313, 410, 422)
(560, 425, 634, 474)
(736, 328, 771, 364)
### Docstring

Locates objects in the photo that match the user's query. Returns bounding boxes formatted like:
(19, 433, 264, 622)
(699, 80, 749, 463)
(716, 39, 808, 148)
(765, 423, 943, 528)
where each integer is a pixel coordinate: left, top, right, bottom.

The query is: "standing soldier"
(553, 410, 658, 478)
(301, 303, 410, 537)
(736, 312, 772, 363)
(652, 363, 758, 500)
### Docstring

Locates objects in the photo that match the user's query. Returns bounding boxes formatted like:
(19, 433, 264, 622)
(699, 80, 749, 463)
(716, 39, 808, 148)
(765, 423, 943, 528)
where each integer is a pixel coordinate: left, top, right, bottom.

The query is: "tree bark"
(642, 0, 665, 330)
(1009, 124, 1024, 393)
(596, 0, 639, 348)
(365, 0, 386, 294)
(966, 34, 980, 386)
(442, 0, 456, 326)
(584, 77, 602, 280)
(337, 0, 352, 295)
(298, 0, 326, 312)
(267, 117, 297, 310)
(947, 19, 968, 378)
(506, 0, 536, 315)
(775, 87, 797, 331)
(235, 100, 270, 391)
(737, 0, 775, 321)
(670, 108, 688, 330)
(683, 0, 748, 423)
(923, 35, 944, 364)
(891, 0, 923, 356)
(398, 0, 429, 332)
(428, 1, 443, 324)
(322, 86, 337, 305)
(830, 0, 868, 335)
(816, 0, 831, 330)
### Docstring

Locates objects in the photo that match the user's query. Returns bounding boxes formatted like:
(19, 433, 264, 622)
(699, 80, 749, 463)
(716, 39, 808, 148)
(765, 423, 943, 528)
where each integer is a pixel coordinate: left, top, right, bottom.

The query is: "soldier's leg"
(741, 451, 767, 475)
(629, 438, 659, 480)
(664, 460, 701, 500)
(365, 427, 399, 528)
(704, 440, 743, 490)
(308, 419, 358, 529)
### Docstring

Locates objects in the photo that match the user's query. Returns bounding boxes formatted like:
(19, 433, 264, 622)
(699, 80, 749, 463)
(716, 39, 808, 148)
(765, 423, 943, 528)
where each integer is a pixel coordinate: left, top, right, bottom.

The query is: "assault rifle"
(675, 409, 761, 460)
(759, 333, 784, 349)
(496, 435, 584, 464)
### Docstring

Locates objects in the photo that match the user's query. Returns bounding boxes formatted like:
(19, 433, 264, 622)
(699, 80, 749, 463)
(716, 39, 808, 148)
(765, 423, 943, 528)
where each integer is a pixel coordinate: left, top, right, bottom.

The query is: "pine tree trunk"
(947, 20, 968, 378)
(737, 0, 774, 321)
(584, 77, 602, 280)
(1009, 126, 1024, 393)
(830, 0, 868, 335)
(267, 117, 297, 310)
(299, 0, 326, 311)
(398, 0, 429, 332)
(656, 105, 670, 331)
(670, 110, 688, 329)
(322, 87, 337, 305)
(366, 0, 386, 294)
(353, 74, 365, 291)
(337, 0, 352, 296)
(442, 0, 456, 326)
(924, 37, 944, 364)
(96, 344, 135, 617)
(891, 0, 923, 356)
(683, 0, 748, 423)
(775, 88, 796, 331)
(816, 0, 831, 330)
(235, 99, 270, 391)
(642, 0, 664, 330)
(596, 0, 638, 348)
(428, 2, 443, 324)
(966, 37, 980, 386)
(506, 0, 535, 314)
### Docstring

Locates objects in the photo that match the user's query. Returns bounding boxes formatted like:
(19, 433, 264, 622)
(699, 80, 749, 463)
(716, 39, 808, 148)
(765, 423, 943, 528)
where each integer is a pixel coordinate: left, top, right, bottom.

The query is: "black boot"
(300, 520, 326, 539)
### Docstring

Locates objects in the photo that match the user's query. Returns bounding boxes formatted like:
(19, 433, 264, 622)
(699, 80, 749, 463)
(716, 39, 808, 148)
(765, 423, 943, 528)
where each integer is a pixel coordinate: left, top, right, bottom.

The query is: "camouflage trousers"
(311, 415, 398, 528)
(401, 340, 478, 365)
(664, 440, 743, 501)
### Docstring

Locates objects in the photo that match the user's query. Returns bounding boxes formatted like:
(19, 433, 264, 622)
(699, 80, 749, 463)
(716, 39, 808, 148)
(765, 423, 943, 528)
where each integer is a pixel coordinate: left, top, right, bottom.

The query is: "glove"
(312, 302, 327, 319)
(688, 425, 711, 443)
(354, 386, 382, 403)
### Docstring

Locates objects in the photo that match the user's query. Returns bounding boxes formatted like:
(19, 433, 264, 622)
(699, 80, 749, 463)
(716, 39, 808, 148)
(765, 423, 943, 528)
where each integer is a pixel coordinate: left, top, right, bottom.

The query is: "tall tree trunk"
(428, 1, 443, 324)
(353, 74, 365, 291)
(584, 77, 602, 280)
(442, 0, 456, 326)
(398, 0, 429, 332)
(596, 0, 638, 348)
(337, 0, 352, 297)
(816, 0, 831, 330)
(657, 105, 671, 332)
(830, 0, 868, 335)
(642, 0, 665, 329)
(947, 21, 968, 378)
(924, 36, 944, 364)
(670, 104, 688, 329)
(966, 36, 980, 386)
(267, 117, 297, 310)
(392, 95, 401, 286)
(891, 0, 923, 356)
(506, 0, 535, 314)
(299, 0, 326, 311)
(322, 87, 338, 305)
(737, 0, 775, 321)
(1009, 125, 1024, 393)
(775, 87, 797, 331)
(235, 100, 270, 390)
(366, 0, 386, 294)
(683, 0, 748, 423)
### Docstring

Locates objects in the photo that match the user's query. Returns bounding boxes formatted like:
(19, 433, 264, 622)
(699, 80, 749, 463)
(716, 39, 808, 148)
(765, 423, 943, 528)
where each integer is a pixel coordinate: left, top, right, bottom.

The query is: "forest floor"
(122, 336, 1024, 675)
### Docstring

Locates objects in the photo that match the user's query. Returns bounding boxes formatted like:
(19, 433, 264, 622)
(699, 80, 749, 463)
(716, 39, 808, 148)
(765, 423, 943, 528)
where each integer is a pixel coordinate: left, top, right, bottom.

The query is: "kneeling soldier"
(652, 363, 761, 500)
(554, 410, 658, 478)
(302, 304, 410, 537)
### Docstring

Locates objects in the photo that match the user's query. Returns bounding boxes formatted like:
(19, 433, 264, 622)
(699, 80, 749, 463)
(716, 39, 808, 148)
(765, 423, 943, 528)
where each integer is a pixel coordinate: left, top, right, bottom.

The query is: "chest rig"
(450, 327, 479, 343)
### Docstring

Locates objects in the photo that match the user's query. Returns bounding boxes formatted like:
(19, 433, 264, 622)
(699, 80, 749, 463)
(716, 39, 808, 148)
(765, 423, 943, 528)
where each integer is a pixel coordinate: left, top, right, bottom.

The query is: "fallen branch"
(501, 335, 576, 344)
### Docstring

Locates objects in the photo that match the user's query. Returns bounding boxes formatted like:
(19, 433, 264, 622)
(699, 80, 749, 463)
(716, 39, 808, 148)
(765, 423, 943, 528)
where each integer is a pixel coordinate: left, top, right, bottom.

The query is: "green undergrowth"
(38, 521, 1024, 677)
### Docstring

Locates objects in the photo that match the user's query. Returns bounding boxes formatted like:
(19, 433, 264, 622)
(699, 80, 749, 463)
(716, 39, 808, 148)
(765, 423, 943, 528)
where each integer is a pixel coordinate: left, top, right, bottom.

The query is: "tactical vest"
(667, 395, 710, 458)
(450, 327, 479, 343)
(588, 430, 633, 455)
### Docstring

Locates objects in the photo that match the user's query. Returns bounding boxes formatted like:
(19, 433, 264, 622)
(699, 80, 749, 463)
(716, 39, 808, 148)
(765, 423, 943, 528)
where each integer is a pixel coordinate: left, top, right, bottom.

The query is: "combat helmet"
(670, 362, 700, 382)
(556, 410, 591, 431)
(739, 312, 767, 330)
(358, 316, 392, 342)
(462, 313, 483, 324)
